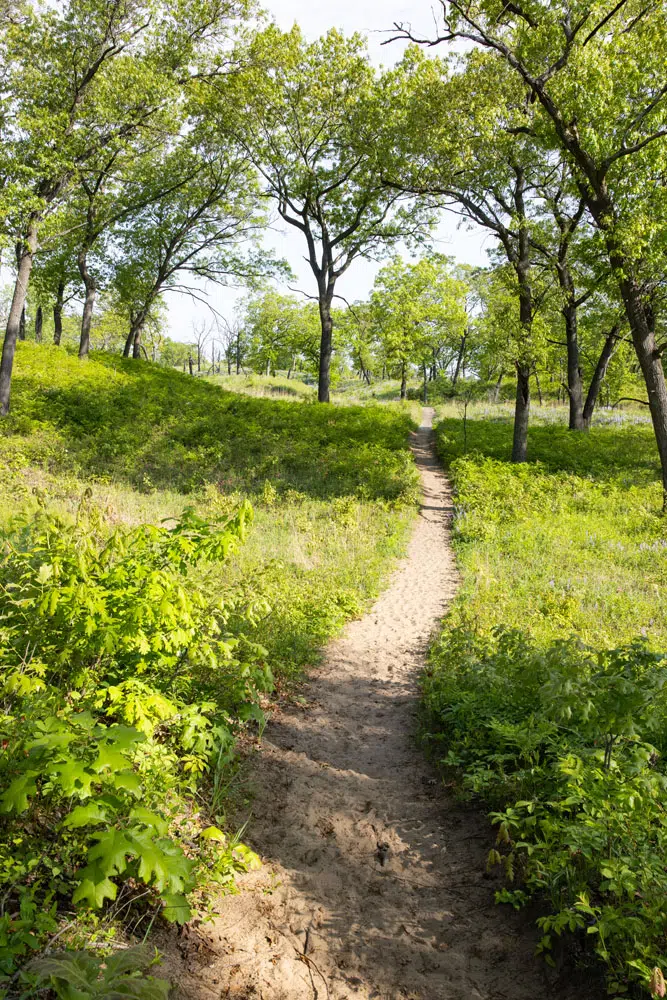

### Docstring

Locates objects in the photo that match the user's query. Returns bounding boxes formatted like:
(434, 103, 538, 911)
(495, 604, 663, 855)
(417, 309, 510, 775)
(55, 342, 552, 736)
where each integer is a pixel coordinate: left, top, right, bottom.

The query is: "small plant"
(28, 945, 169, 1000)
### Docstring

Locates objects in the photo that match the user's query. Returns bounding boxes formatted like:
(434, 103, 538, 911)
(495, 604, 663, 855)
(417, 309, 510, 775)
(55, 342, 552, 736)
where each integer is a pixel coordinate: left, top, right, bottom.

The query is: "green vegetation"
(2, 0, 667, 992)
(423, 408, 667, 996)
(204, 372, 316, 401)
(0, 345, 418, 990)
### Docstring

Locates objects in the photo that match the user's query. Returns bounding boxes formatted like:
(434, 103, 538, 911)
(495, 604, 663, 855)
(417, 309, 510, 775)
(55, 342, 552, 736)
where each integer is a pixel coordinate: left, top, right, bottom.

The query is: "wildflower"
(649, 967, 666, 998)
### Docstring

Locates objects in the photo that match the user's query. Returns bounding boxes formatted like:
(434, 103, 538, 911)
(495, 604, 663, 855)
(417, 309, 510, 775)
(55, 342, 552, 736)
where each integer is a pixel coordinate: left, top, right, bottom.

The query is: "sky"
(165, 0, 491, 345)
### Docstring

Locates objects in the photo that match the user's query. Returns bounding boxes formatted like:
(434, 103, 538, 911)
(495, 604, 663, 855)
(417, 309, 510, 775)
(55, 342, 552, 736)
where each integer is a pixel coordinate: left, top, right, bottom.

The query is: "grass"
(0, 344, 420, 988)
(424, 405, 667, 996)
(203, 372, 316, 400)
(433, 406, 665, 649)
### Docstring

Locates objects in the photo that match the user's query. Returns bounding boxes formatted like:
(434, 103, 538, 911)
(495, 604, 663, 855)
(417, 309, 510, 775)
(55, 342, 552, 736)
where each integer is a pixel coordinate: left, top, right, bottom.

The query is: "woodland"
(1, 0, 667, 997)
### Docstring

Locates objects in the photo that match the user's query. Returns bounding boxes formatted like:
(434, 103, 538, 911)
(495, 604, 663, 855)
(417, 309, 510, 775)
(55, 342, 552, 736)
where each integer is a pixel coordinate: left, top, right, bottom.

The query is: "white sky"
(165, 0, 491, 344)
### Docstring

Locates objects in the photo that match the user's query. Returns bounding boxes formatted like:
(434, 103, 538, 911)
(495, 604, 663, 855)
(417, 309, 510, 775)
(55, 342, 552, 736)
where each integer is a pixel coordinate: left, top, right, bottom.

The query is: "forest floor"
(159, 409, 590, 1000)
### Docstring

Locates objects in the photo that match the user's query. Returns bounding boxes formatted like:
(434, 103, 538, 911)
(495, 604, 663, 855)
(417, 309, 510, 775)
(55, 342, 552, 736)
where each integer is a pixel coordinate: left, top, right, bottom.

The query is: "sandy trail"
(166, 409, 586, 1000)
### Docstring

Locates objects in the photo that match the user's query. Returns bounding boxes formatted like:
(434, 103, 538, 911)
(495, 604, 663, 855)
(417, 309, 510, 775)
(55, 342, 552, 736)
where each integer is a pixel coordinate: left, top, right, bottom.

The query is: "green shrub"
(424, 413, 667, 997)
(0, 503, 266, 982)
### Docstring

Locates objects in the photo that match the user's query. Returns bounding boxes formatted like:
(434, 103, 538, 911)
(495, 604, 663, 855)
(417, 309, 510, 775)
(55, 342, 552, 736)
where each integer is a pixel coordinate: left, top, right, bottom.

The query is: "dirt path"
(165, 409, 586, 1000)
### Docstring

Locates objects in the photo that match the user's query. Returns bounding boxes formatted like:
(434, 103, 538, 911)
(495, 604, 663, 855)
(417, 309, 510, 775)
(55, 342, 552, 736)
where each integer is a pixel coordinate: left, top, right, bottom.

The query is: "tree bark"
(188, 355, 194, 375)
(19, 308, 26, 342)
(581, 187, 667, 501)
(618, 276, 667, 502)
(400, 361, 407, 400)
(512, 364, 530, 462)
(132, 324, 143, 359)
(452, 332, 467, 386)
(492, 370, 503, 402)
(34, 305, 43, 343)
(124, 310, 146, 358)
(123, 328, 135, 357)
(582, 324, 621, 427)
(77, 248, 96, 359)
(53, 281, 65, 346)
(317, 293, 334, 403)
(236, 330, 241, 374)
(562, 299, 586, 430)
(0, 217, 39, 415)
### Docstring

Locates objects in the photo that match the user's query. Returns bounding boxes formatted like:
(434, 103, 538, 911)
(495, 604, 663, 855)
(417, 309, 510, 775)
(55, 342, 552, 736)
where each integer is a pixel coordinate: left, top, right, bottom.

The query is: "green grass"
(424, 409, 667, 996)
(0, 344, 420, 988)
(2, 345, 417, 501)
(203, 371, 316, 400)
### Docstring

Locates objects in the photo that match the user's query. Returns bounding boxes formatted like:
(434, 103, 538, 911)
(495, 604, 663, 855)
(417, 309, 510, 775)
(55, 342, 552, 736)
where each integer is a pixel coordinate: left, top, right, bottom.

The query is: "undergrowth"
(0, 344, 419, 993)
(424, 412, 667, 998)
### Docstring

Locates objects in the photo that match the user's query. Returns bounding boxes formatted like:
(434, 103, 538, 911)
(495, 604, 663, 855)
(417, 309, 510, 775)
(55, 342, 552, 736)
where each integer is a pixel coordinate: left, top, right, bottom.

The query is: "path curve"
(167, 409, 585, 1000)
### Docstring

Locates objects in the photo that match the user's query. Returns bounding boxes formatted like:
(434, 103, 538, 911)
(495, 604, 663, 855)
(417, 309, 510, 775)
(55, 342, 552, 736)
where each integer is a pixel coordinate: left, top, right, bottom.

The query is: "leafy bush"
(0, 503, 267, 983)
(424, 413, 667, 997)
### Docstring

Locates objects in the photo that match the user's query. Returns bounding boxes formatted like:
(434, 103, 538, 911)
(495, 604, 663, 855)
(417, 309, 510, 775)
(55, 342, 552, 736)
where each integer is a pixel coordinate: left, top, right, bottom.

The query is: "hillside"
(0, 345, 420, 990)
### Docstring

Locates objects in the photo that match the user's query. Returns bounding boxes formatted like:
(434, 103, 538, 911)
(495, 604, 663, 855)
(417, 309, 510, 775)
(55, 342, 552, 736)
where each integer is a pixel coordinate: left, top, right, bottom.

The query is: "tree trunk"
(492, 371, 503, 402)
(132, 323, 143, 359)
(512, 364, 531, 462)
(123, 328, 134, 357)
(534, 369, 543, 405)
(400, 361, 407, 400)
(19, 307, 26, 342)
(266, 357, 271, 377)
(0, 217, 39, 415)
(618, 276, 667, 502)
(236, 331, 241, 374)
(422, 361, 428, 403)
(582, 324, 621, 428)
(317, 293, 334, 403)
(124, 310, 146, 358)
(53, 281, 65, 345)
(34, 305, 43, 343)
(452, 332, 467, 386)
(188, 355, 194, 375)
(77, 248, 96, 359)
(561, 292, 586, 430)
(584, 190, 667, 503)
(227, 354, 232, 375)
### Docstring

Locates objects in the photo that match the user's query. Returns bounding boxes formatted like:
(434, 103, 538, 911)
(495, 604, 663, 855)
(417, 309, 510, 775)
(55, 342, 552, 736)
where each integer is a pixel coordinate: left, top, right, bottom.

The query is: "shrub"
(424, 412, 667, 997)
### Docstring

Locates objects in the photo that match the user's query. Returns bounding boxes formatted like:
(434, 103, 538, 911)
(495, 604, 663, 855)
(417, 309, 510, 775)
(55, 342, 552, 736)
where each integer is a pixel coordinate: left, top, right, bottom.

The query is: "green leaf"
(161, 892, 192, 924)
(0, 771, 38, 813)
(111, 770, 142, 795)
(87, 829, 135, 876)
(91, 745, 129, 773)
(200, 825, 227, 844)
(51, 759, 94, 798)
(128, 830, 193, 893)
(62, 801, 110, 828)
(129, 807, 168, 835)
(72, 871, 118, 909)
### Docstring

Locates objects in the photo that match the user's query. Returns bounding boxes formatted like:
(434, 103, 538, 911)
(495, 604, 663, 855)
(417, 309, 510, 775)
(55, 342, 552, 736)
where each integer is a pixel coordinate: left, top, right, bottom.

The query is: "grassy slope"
(1, 344, 423, 685)
(425, 405, 667, 996)
(0, 345, 419, 984)
(433, 407, 665, 649)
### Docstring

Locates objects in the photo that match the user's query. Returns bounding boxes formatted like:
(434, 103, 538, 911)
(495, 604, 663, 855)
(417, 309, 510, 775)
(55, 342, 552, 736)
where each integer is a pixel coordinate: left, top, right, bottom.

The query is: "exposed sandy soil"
(161, 409, 596, 1000)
